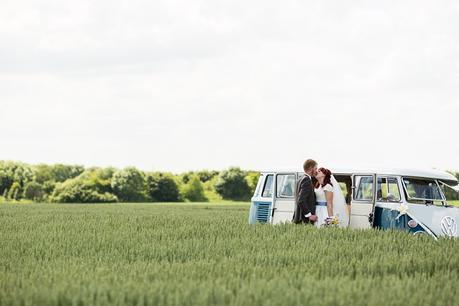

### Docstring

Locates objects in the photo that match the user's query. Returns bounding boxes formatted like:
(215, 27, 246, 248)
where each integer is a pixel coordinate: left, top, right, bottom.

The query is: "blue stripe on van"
(374, 206, 427, 235)
(249, 201, 271, 224)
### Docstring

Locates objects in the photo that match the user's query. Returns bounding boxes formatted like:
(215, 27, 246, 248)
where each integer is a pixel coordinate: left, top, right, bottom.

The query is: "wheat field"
(0, 203, 458, 306)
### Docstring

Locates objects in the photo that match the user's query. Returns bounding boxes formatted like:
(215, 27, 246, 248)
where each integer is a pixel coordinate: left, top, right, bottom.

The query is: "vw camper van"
(249, 168, 459, 238)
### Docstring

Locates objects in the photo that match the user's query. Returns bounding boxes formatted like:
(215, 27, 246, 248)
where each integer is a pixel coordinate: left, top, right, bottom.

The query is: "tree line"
(0, 161, 260, 203)
(2, 160, 458, 204)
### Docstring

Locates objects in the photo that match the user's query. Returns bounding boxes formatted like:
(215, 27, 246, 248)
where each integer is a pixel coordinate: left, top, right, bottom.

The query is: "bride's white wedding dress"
(314, 175, 349, 228)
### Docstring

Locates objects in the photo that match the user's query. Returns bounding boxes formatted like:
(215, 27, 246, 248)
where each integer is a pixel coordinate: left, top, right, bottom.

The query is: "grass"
(0, 203, 458, 306)
(450, 200, 459, 207)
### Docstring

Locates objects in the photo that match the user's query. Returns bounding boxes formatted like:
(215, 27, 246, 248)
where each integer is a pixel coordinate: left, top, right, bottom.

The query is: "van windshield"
(402, 178, 444, 203)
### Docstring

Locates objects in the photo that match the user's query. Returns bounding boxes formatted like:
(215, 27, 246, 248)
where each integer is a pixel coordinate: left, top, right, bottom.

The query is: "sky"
(0, 0, 458, 173)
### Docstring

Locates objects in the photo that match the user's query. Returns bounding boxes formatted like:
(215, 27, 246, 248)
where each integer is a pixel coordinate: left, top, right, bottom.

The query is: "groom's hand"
(309, 214, 318, 222)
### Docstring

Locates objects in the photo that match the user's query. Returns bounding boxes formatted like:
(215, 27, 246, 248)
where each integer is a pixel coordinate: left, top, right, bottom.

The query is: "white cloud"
(0, 0, 458, 172)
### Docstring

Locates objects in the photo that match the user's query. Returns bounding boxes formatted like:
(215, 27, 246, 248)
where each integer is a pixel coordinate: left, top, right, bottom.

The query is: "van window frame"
(275, 173, 296, 199)
(261, 174, 274, 198)
(401, 177, 447, 205)
(376, 176, 402, 203)
(353, 175, 375, 203)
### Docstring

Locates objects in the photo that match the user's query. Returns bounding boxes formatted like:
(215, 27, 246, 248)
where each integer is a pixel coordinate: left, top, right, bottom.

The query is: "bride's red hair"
(316, 167, 333, 188)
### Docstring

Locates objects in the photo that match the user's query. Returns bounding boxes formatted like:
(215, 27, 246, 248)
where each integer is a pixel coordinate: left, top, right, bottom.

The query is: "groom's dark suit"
(292, 174, 316, 224)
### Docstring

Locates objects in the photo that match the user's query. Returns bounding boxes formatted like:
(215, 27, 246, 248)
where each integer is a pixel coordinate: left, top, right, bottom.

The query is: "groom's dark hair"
(303, 159, 317, 172)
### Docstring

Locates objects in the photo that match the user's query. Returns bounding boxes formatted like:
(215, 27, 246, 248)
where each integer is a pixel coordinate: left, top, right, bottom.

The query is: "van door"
(271, 173, 296, 224)
(350, 174, 376, 229)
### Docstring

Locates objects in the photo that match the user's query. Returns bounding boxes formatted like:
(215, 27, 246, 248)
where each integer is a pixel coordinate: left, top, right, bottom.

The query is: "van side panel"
(373, 205, 427, 235)
(271, 199, 295, 224)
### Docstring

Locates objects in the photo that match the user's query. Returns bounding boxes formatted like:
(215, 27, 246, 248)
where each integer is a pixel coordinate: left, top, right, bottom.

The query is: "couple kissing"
(292, 159, 349, 228)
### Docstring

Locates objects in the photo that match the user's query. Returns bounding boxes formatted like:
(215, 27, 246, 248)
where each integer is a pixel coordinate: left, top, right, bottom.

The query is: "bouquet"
(323, 216, 339, 227)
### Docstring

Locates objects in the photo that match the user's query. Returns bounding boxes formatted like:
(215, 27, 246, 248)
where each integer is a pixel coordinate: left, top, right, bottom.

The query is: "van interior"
(334, 175, 353, 205)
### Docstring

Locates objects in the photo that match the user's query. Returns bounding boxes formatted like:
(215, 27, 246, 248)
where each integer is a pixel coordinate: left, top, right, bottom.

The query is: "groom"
(292, 159, 318, 224)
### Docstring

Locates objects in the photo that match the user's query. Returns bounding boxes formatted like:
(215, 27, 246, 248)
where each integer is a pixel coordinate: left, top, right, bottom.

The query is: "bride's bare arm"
(325, 191, 333, 217)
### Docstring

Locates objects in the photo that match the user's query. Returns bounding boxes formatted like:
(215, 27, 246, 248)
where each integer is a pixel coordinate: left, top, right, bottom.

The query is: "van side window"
(354, 176, 374, 201)
(262, 175, 274, 198)
(377, 177, 401, 202)
(276, 174, 295, 198)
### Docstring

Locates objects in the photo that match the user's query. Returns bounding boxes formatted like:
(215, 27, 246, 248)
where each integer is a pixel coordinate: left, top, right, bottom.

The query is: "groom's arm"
(298, 177, 313, 215)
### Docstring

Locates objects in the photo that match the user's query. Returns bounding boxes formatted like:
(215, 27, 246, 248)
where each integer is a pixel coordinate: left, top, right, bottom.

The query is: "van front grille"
(256, 202, 271, 223)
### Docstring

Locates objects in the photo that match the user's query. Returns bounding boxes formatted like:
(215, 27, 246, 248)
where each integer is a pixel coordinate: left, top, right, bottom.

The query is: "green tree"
(202, 175, 223, 202)
(79, 167, 116, 194)
(181, 175, 207, 202)
(196, 170, 219, 183)
(42, 181, 56, 196)
(33, 164, 54, 184)
(111, 167, 147, 202)
(215, 167, 251, 201)
(7, 182, 21, 200)
(52, 178, 118, 203)
(245, 171, 260, 196)
(180, 171, 195, 184)
(0, 161, 34, 195)
(146, 173, 181, 202)
(51, 164, 85, 182)
(33, 164, 84, 198)
(34, 164, 84, 184)
(23, 182, 45, 202)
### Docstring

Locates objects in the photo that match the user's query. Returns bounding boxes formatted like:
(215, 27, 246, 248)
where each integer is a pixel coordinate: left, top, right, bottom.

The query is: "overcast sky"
(0, 0, 458, 172)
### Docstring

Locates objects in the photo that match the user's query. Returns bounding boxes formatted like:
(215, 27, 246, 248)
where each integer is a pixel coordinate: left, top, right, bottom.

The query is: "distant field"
(0, 203, 458, 306)
(451, 200, 459, 206)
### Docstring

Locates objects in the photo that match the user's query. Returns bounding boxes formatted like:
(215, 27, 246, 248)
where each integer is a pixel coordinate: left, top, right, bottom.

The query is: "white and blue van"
(249, 168, 459, 238)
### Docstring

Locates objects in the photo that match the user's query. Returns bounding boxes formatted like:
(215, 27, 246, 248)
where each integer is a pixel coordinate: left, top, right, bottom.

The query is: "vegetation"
(111, 167, 148, 202)
(23, 181, 45, 201)
(215, 167, 252, 201)
(1, 160, 458, 205)
(0, 161, 257, 203)
(180, 175, 207, 202)
(51, 178, 118, 203)
(0, 203, 457, 306)
(146, 173, 181, 202)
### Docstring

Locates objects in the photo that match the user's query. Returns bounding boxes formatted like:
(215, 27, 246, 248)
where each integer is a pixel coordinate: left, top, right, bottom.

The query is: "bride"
(314, 168, 349, 228)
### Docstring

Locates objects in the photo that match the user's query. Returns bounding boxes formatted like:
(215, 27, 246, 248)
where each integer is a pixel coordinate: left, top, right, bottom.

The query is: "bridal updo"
(316, 167, 333, 188)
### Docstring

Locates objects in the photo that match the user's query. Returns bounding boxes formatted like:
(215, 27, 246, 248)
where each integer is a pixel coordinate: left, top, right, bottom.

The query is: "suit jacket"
(292, 175, 316, 224)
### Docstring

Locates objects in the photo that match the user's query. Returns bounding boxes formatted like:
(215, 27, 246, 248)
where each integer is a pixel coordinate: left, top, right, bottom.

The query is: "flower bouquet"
(323, 216, 339, 227)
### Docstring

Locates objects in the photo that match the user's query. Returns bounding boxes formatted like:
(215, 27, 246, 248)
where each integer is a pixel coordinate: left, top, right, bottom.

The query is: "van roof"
(259, 168, 458, 185)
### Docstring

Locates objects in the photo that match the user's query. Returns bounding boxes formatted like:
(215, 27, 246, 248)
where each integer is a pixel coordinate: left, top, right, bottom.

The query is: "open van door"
(271, 173, 297, 224)
(350, 174, 376, 229)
